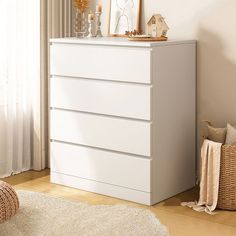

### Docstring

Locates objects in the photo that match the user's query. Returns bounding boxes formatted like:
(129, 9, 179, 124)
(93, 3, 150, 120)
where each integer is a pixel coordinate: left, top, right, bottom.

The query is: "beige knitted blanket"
(182, 139, 222, 214)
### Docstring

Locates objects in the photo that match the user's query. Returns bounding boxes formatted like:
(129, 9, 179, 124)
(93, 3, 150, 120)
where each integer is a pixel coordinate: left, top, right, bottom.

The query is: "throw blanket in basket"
(182, 139, 222, 214)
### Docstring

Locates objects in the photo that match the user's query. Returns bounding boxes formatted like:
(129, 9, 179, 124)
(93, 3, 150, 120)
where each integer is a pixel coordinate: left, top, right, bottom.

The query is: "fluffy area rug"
(0, 190, 168, 236)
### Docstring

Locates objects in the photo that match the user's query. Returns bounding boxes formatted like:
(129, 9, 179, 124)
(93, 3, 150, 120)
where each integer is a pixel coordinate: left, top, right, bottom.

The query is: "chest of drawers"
(50, 38, 196, 205)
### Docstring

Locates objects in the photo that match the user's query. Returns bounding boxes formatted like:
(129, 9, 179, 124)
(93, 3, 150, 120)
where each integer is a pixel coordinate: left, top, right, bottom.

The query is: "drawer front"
(50, 109, 151, 156)
(50, 77, 151, 120)
(50, 44, 151, 84)
(51, 142, 151, 192)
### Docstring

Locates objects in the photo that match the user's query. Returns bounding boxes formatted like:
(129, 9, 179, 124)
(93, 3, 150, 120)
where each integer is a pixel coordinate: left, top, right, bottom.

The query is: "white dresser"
(49, 37, 196, 205)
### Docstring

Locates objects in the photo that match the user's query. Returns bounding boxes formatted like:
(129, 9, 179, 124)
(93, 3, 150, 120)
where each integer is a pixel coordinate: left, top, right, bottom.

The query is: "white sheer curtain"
(0, 0, 72, 178)
(0, 0, 40, 177)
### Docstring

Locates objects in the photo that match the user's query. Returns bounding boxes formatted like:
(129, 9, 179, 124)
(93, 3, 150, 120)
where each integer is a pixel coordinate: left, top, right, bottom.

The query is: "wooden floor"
(2, 170, 236, 236)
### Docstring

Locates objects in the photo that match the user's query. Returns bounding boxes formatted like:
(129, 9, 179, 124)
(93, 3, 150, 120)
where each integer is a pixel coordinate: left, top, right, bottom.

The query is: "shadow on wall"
(198, 28, 236, 150)
(195, 0, 236, 178)
(197, 28, 236, 128)
(197, 28, 236, 169)
(197, 0, 236, 129)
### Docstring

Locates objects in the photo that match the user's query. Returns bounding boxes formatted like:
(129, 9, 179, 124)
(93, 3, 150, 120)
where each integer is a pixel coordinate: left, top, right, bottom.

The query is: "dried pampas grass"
(74, 0, 89, 13)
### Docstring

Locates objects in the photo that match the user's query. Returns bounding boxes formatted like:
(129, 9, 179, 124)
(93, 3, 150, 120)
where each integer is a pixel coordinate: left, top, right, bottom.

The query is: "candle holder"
(95, 12, 103, 37)
(87, 18, 94, 38)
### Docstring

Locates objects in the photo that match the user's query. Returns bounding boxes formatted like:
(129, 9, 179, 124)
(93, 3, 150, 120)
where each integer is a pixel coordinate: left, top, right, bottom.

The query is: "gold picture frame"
(108, 0, 141, 37)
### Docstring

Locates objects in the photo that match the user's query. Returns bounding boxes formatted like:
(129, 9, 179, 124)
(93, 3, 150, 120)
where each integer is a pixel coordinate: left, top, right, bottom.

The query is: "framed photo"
(108, 0, 141, 36)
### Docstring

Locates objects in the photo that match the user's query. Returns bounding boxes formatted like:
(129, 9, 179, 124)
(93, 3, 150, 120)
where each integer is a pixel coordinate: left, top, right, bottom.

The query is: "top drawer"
(50, 43, 151, 84)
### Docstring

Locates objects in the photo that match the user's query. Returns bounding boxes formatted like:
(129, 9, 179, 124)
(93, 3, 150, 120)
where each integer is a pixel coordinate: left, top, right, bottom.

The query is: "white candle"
(88, 11, 94, 21)
(96, 3, 102, 13)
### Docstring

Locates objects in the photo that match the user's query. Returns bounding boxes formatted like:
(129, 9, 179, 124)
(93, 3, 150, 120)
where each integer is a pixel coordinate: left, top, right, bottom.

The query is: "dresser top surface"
(50, 37, 196, 48)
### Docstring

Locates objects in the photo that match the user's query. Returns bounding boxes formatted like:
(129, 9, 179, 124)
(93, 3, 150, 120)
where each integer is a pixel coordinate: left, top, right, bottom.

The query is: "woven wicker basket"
(217, 145, 236, 210)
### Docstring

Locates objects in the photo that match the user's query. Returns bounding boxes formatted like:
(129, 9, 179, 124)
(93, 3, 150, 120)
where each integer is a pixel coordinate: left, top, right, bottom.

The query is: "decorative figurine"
(147, 14, 169, 37)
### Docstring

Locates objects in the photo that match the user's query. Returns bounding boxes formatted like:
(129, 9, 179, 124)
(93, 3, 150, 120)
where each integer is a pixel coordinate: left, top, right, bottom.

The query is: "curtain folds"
(35, 0, 73, 170)
(0, 0, 40, 177)
(0, 0, 72, 177)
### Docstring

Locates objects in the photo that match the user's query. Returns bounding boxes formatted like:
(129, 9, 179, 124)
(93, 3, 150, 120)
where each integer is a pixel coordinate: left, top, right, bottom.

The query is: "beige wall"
(93, 0, 236, 143)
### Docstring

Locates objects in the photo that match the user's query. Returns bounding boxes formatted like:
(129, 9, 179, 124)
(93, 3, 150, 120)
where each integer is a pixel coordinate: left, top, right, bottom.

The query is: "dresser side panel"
(151, 43, 196, 204)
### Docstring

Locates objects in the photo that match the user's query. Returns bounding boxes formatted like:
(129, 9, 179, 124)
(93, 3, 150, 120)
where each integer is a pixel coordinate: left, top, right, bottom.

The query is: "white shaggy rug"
(0, 190, 168, 236)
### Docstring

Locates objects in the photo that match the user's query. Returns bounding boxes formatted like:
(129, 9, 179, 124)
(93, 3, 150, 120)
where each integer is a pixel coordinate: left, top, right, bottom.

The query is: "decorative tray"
(127, 36, 168, 42)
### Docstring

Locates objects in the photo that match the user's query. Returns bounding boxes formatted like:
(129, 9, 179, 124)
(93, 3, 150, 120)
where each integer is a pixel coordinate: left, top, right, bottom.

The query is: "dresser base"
(51, 172, 151, 205)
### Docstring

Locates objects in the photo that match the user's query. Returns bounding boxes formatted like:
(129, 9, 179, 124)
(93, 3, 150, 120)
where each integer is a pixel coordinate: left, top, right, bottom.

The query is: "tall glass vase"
(74, 10, 86, 38)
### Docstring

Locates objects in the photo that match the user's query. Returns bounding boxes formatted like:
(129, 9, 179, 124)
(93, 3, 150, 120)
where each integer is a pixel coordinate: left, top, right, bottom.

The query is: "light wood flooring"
(2, 170, 236, 236)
